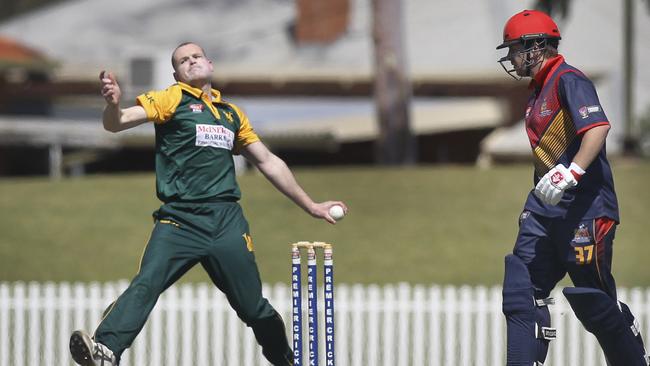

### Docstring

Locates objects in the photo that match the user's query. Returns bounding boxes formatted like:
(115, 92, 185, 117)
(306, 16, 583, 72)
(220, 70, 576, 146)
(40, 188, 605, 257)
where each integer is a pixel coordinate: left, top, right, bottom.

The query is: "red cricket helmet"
(496, 10, 561, 49)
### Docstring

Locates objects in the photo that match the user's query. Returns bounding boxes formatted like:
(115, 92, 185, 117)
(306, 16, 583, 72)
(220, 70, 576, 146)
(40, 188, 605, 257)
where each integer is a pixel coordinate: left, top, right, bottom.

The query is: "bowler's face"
(172, 44, 213, 84)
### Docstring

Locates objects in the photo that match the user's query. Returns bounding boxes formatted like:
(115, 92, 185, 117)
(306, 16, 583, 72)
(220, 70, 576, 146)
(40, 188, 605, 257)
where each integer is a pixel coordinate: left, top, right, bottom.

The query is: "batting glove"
(534, 163, 585, 205)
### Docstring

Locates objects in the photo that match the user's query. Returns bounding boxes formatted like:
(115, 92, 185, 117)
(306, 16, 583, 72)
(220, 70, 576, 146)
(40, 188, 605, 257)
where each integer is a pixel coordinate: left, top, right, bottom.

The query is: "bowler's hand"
(309, 201, 348, 224)
(99, 71, 121, 106)
(534, 164, 579, 205)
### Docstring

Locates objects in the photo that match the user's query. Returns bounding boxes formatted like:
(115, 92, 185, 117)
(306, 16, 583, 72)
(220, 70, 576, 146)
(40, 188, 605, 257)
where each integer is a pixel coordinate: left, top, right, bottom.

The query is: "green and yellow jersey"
(136, 82, 259, 203)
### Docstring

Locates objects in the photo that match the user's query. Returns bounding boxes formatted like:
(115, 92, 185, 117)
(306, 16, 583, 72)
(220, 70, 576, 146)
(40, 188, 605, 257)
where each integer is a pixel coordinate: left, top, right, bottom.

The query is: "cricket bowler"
(69, 42, 348, 366)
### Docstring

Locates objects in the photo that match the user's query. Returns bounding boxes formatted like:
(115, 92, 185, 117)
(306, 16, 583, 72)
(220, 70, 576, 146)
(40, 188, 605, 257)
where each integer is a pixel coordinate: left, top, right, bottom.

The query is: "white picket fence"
(1, 282, 649, 366)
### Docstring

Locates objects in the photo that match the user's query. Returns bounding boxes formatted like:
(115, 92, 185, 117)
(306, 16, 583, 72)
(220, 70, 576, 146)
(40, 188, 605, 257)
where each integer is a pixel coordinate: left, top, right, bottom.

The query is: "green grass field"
(1, 161, 649, 287)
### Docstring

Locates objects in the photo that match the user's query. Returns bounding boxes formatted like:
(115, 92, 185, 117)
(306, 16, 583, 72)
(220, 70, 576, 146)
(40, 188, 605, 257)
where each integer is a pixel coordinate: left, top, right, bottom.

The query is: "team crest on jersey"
(539, 99, 552, 117)
(189, 103, 204, 113)
(573, 224, 592, 244)
(223, 111, 234, 123)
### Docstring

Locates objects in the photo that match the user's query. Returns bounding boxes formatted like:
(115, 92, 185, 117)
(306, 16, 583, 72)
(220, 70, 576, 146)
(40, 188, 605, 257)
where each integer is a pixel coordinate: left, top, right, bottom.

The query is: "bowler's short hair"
(171, 42, 207, 69)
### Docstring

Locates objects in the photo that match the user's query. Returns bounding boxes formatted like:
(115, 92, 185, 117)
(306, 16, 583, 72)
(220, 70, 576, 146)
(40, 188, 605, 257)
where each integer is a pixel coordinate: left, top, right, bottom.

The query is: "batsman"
(69, 42, 347, 366)
(497, 10, 649, 366)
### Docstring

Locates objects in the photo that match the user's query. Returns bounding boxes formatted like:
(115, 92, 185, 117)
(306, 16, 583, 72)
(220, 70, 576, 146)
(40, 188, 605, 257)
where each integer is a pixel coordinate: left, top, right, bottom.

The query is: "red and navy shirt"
(523, 55, 619, 222)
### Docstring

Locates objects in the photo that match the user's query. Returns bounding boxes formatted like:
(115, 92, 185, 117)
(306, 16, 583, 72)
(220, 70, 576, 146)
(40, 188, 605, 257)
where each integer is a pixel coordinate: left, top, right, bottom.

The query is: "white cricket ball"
(329, 205, 345, 221)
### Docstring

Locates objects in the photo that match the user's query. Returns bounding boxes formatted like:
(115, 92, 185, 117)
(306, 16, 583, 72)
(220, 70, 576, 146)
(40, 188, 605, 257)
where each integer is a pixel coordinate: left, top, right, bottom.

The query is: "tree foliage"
(0, 0, 71, 22)
(534, 0, 571, 19)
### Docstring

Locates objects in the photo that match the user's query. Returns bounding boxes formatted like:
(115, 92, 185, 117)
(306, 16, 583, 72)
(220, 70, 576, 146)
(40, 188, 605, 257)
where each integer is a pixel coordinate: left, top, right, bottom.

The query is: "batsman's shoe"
(70, 330, 117, 366)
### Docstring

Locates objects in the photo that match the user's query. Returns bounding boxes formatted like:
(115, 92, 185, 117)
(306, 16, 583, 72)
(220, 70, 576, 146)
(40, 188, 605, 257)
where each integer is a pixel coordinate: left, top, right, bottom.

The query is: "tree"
(535, 0, 571, 18)
(0, 0, 71, 22)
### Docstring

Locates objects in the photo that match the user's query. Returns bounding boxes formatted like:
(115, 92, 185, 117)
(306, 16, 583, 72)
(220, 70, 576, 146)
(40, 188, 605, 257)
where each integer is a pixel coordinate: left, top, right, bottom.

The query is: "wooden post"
(48, 143, 62, 180)
(372, 0, 415, 165)
(622, 0, 637, 155)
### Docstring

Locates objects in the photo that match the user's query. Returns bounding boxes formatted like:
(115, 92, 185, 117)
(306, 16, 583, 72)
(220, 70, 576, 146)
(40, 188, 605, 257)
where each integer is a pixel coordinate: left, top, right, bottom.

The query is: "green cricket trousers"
(94, 201, 292, 365)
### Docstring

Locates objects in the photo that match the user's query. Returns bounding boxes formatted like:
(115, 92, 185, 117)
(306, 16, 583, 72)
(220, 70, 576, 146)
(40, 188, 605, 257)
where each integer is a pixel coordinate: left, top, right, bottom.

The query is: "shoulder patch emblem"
(578, 105, 601, 119)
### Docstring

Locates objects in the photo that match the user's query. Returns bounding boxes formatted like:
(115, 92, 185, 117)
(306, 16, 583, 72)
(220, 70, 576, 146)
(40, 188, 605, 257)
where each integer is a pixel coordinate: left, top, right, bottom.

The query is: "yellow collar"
(177, 82, 222, 102)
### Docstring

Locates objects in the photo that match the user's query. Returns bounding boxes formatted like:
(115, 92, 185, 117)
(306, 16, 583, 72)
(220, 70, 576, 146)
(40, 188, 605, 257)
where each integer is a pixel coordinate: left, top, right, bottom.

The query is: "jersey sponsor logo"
(573, 224, 592, 244)
(195, 124, 234, 150)
(189, 103, 204, 113)
(518, 210, 531, 226)
(578, 105, 601, 119)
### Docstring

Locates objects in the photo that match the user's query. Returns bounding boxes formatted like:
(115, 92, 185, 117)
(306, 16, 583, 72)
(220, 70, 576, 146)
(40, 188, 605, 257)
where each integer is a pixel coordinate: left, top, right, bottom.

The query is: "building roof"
(1, 0, 649, 153)
(0, 36, 53, 71)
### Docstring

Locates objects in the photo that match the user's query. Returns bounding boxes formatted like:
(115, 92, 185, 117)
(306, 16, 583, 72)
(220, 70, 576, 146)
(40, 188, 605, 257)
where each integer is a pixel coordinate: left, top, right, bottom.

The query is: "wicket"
(291, 242, 335, 366)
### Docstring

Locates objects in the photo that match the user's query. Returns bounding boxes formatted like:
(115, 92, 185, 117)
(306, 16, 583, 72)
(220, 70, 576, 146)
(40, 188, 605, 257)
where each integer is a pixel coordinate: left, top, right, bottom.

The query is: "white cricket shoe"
(69, 330, 117, 366)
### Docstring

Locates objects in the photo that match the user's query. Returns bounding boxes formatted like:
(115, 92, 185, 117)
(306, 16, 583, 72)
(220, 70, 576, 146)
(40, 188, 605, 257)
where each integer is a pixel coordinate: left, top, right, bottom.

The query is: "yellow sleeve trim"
(229, 102, 260, 154)
(135, 84, 183, 124)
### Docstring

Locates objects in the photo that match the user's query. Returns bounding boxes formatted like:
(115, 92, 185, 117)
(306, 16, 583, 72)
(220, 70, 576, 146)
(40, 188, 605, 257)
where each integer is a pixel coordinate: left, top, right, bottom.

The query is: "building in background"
(0, 36, 60, 175)
(0, 36, 54, 114)
(0, 0, 648, 176)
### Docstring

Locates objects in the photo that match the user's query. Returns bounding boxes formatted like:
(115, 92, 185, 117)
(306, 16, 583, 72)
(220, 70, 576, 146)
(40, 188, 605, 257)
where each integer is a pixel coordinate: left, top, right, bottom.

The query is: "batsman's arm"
(572, 124, 609, 170)
(241, 141, 346, 224)
(100, 70, 148, 133)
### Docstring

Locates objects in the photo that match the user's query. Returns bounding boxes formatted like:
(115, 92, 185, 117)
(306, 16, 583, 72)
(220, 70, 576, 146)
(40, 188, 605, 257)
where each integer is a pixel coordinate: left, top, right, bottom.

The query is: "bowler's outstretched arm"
(241, 141, 347, 224)
(99, 71, 148, 132)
